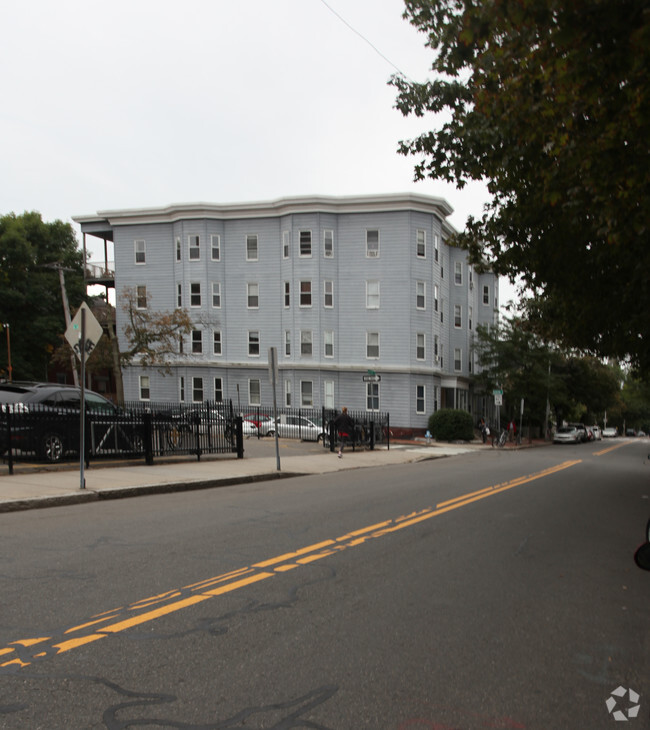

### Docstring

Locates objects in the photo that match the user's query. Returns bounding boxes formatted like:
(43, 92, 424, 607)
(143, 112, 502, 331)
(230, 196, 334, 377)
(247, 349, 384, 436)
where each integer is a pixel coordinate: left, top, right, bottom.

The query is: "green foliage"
(0, 212, 84, 380)
(392, 0, 650, 372)
(428, 409, 474, 441)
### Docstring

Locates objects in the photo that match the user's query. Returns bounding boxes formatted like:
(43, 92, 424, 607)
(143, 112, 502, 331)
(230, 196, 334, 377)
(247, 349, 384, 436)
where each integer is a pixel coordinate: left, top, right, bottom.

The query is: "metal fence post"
(4, 405, 13, 475)
(235, 416, 244, 458)
(143, 411, 154, 465)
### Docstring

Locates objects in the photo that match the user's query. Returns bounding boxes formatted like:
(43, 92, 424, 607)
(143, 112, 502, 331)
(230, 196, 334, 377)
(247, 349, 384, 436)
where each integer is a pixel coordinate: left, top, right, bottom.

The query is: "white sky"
(1, 0, 516, 307)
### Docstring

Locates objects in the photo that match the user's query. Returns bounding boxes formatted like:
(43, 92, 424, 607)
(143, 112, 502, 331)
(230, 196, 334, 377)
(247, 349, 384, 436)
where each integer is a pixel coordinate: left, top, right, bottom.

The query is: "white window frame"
(324, 380, 334, 409)
(454, 304, 462, 328)
(300, 330, 312, 356)
(434, 233, 439, 263)
(139, 375, 150, 401)
(416, 281, 426, 310)
(212, 282, 221, 308)
(366, 280, 380, 309)
(188, 234, 200, 261)
(176, 237, 181, 262)
(454, 347, 462, 372)
(248, 379, 261, 406)
(454, 261, 463, 286)
(366, 331, 380, 359)
(248, 330, 260, 357)
(284, 281, 290, 308)
(282, 230, 291, 259)
(324, 280, 334, 308)
(483, 285, 490, 305)
(190, 282, 201, 308)
(366, 229, 380, 258)
(213, 330, 222, 356)
(177, 283, 182, 307)
(179, 376, 185, 402)
(366, 382, 380, 411)
(324, 330, 334, 358)
(323, 229, 334, 258)
(214, 377, 223, 402)
(434, 284, 439, 312)
(299, 230, 312, 257)
(136, 285, 147, 310)
(246, 234, 258, 261)
(192, 376, 204, 403)
(284, 379, 292, 407)
(416, 229, 426, 258)
(247, 282, 259, 309)
(284, 330, 291, 357)
(135, 239, 146, 265)
(300, 380, 313, 407)
(299, 280, 312, 307)
(416, 332, 425, 361)
(211, 234, 220, 261)
(191, 329, 203, 354)
(416, 385, 426, 414)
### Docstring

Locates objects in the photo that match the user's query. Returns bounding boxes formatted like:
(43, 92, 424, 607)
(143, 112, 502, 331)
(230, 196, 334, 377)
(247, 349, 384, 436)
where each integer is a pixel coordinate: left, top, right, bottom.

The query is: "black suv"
(0, 382, 143, 462)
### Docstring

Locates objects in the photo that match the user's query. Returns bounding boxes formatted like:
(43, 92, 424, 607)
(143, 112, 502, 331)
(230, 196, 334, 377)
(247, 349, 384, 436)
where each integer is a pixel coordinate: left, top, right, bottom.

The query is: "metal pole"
(79, 309, 86, 489)
(3, 324, 11, 382)
(57, 266, 79, 387)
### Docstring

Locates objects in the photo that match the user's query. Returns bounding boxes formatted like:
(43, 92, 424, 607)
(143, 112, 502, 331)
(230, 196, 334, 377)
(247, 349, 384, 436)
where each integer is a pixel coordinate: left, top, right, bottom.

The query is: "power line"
(317, 0, 409, 79)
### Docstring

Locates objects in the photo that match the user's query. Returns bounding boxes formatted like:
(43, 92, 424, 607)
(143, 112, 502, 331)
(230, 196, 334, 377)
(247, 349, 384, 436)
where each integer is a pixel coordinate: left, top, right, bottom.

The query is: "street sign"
(363, 374, 381, 383)
(493, 389, 503, 395)
(494, 394, 503, 406)
(65, 302, 103, 360)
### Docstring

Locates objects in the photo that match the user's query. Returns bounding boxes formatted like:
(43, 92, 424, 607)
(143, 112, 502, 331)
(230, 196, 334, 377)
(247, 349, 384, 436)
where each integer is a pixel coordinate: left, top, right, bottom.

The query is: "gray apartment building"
(74, 193, 499, 432)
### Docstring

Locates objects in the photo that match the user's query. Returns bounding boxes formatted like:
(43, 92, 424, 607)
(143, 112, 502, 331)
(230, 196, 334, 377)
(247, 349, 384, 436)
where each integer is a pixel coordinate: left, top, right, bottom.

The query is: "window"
(324, 380, 334, 409)
(179, 376, 185, 402)
(179, 334, 184, 354)
(324, 280, 333, 308)
(249, 379, 261, 406)
(247, 282, 259, 308)
(214, 377, 223, 402)
(136, 285, 147, 309)
(367, 332, 379, 359)
(416, 333, 425, 360)
(135, 240, 146, 264)
(191, 330, 203, 354)
(282, 231, 291, 258)
(434, 233, 439, 263)
(211, 234, 220, 261)
(454, 348, 462, 371)
(190, 282, 201, 307)
(246, 234, 258, 261)
(324, 330, 334, 357)
(366, 280, 380, 309)
(434, 285, 439, 312)
(248, 331, 260, 357)
(324, 229, 334, 258)
(301, 381, 313, 407)
(284, 379, 292, 407)
(300, 330, 312, 356)
(176, 237, 181, 262)
(366, 229, 379, 257)
(483, 285, 490, 305)
(299, 230, 312, 257)
(139, 375, 150, 400)
(192, 376, 204, 402)
(416, 281, 426, 310)
(284, 281, 290, 308)
(416, 385, 425, 414)
(212, 282, 221, 308)
(367, 382, 379, 411)
(434, 335, 439, 362)
(454, 304, 462, 328)
(188, 235, 200, 260)
(416, 229, 426, 258)
(454, 261, 463, 285)
(300, 280, 312, 307)
(213, 330, 222, 355)
(469, 306, 473, 330)
(177, 283, 182, 307)
(284, 330, 291, 357)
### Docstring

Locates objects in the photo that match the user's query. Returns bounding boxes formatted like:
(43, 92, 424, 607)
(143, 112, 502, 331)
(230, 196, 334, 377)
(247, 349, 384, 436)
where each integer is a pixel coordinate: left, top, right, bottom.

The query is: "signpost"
(64, 303, 103, 490)
(493, 388, 503, 431)
(268, 347, 280, 471)
(363, 370, 381, 383)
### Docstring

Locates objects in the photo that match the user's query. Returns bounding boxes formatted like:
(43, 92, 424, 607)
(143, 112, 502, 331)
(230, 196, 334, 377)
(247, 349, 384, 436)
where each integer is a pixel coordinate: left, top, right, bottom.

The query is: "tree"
(392, 0, 650, 370)
(0, 212, 85, 380)
(120, 287, 192, 373)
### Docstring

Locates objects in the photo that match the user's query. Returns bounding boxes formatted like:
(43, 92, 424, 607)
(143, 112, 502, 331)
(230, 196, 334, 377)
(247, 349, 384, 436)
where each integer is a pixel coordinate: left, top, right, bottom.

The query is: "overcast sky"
(2, 0, 515, 303)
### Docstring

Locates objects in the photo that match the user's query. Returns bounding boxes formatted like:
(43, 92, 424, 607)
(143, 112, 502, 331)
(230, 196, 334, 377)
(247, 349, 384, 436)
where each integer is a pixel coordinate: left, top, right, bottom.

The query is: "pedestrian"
(508, 418, 516, 442)
(478, 417, 487, 444)
(333, 406, 355, 458)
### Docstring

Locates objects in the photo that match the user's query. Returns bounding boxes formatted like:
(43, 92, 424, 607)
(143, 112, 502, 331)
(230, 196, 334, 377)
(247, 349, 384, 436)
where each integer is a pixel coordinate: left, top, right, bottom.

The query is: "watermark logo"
(606, 686, 641, 721)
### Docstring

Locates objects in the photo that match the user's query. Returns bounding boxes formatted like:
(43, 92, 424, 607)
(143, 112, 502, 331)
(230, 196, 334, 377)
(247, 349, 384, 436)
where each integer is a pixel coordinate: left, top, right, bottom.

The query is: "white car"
(602, 427, 618, 438)
(590, 426, 602, 440)
(262, 414, 326, 442)
(553, 426, 582, 444)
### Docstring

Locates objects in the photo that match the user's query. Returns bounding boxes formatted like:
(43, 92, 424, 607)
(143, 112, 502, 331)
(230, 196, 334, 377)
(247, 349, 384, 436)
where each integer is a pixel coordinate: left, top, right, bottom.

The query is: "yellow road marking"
(594, 441, 632, 456)
(0, 459, 583, 670)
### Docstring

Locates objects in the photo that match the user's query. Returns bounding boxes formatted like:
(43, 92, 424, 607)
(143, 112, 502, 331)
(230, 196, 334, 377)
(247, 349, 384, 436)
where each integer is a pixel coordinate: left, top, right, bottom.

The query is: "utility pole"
(2, 323, 11, 382)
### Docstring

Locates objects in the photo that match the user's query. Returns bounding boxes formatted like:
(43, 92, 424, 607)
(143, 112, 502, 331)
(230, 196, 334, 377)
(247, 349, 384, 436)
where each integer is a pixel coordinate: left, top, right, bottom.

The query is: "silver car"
(553, 426, 582, 444)
(263, 414, 326, 442)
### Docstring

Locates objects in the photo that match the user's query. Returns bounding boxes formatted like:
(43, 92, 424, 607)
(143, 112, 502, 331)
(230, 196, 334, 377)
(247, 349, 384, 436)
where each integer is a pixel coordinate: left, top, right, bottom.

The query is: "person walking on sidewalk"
(333, 407, 355, 458)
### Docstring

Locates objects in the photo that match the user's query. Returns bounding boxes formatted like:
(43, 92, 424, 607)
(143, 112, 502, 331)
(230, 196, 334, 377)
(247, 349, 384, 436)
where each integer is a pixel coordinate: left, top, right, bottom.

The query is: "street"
(0, 440, 648, 729)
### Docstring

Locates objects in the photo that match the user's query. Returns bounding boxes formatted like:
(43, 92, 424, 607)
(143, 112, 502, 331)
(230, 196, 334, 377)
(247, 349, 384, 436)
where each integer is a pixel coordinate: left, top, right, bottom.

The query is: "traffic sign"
(493, 388, 503, 395)
(65, 302, 103, 360)
(494, 394, 503, 406)
(363, 374, 381, 383)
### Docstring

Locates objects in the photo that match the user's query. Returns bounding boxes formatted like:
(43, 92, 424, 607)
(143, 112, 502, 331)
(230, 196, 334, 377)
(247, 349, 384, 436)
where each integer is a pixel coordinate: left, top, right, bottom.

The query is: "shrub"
(428, 409, 475, 442)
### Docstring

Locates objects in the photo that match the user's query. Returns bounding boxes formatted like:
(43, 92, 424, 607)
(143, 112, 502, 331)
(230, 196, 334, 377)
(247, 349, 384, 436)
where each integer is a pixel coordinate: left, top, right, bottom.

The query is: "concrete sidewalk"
(0, 440, 486, 513)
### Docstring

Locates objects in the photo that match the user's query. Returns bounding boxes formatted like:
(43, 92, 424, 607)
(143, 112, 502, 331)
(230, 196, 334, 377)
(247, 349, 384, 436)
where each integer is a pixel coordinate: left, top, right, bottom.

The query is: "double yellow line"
(0, 459, 581, 670)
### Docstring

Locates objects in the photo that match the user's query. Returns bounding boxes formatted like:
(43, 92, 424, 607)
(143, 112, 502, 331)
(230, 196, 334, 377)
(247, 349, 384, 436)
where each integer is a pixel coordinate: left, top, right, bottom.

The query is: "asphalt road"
(0, 439, 648, 729)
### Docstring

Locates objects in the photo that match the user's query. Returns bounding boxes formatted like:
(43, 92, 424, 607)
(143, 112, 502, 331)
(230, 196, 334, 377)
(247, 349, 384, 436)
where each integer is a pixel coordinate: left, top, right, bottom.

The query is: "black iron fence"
(1, 400, 243, 471)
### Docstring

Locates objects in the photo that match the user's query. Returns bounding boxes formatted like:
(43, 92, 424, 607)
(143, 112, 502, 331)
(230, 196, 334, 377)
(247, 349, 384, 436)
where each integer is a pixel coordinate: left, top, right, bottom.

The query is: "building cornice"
(74, 193, 456, 231)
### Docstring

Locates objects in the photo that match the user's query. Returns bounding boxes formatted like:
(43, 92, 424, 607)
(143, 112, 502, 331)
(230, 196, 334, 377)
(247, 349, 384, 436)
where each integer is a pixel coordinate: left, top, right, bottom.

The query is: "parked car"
(602, 427, 618, 438)
(590, 426, 602, 441)
(261, 414, 327, 442)
(0, 382, 143, 462)
(626, 428, 637, 437)
(568, 423, 589, 443)
(553, 426, 582, 444)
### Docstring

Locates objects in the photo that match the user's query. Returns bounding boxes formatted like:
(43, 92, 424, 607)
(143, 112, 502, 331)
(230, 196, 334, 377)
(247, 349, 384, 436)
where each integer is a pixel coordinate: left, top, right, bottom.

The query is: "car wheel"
(42, 433, 64, 463)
